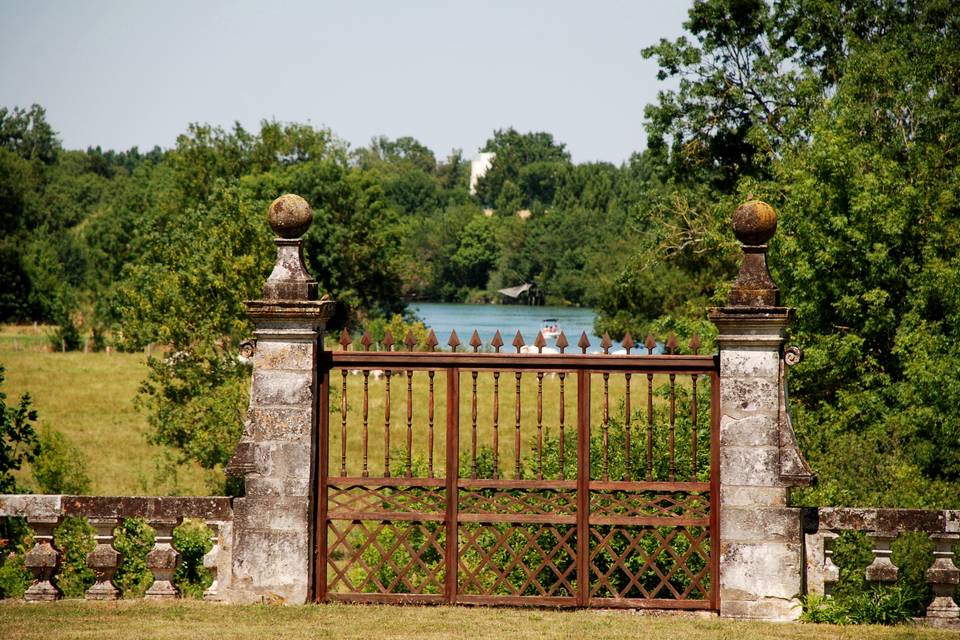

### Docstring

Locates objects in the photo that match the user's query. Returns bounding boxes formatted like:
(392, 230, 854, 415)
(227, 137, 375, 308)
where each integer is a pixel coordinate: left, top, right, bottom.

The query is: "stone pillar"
(709, 201, 813, 620)
(225, 194, 334, 604)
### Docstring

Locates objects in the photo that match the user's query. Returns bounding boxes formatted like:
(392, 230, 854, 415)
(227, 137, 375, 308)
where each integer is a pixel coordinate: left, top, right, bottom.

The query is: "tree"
(624, 0, 960, 507)
(0, 364, 40, 493)
(474, 128, 571, 211)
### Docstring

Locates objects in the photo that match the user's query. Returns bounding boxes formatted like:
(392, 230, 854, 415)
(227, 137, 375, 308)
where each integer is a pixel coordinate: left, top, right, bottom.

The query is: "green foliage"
(53, 517, 95, 597)
(172, 519, 213, 598)
(112, 517, 155, 598)
(31, 426, 91, 494)
(0, 548, 30, 599)
(0, 517, 31, 598)
(0, 364, 40, 493)
(801, 585, 924, 626)
(801, 530, 934, 625)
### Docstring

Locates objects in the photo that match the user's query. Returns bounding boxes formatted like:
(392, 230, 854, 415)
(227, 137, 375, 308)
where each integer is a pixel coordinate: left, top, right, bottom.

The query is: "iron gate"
(315, 330, 719, 609)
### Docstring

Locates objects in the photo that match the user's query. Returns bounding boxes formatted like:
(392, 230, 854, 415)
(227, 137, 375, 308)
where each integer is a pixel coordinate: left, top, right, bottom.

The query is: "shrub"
(31, 426, 91, 494)
(173, 519, 213, 598)
(0, 517, 32, 598)
(53, 517, 95, 597)
(112, 517, 154, 598)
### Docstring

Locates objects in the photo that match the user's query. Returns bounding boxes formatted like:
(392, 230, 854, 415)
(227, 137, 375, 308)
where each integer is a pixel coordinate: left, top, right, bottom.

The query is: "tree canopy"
(1, 0, 958, 504)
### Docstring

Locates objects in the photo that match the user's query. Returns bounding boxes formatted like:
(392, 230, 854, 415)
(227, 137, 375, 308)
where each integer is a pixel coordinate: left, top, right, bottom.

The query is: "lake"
(410, 302, 600, 350)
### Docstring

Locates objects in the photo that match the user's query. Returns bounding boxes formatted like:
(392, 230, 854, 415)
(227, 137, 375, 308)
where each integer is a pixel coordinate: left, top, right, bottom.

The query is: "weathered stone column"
(709, 201, 813, 620)
(225, 194, 334, 604)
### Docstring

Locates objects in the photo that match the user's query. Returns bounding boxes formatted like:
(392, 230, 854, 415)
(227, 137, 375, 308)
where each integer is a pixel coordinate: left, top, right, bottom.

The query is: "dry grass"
(0, 329, 208, 495)
(0, 600, 953, 640)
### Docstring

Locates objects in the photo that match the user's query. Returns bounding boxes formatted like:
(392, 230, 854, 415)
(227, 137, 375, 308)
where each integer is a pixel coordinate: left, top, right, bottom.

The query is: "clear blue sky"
(0, 1, 691, 163)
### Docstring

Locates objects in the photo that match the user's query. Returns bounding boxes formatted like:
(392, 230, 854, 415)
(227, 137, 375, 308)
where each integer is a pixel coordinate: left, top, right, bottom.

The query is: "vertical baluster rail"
(492, 371, 500, 479)
(624, 372, 632, 481)
(646, 372, 654, 481)
(470, 371, 478, 480)
(406, 369, 414, 478)
(602, 372, 610, 481)
(690, 373, 698, 480)
(558, 372, 566, 479)
(384, 370, 392, 477)
(514, 371, 522, 480)
(340, 369, 348, 477)
(537, 371, 544, 480)
(668, 373, 676, 482)
(362, 369, 370, 478)
(429, 370, 436, 479)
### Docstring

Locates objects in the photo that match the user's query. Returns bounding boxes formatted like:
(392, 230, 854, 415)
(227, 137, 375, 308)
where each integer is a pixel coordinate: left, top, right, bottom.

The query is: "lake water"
(410, 302, 600, 349)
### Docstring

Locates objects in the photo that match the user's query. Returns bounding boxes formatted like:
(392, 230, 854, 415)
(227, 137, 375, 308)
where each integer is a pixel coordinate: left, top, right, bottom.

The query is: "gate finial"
(263, 194, 317, 300)
(728, 200, 779, 307)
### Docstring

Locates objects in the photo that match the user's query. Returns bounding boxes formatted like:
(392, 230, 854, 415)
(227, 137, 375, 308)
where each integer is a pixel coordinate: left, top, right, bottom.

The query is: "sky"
(0, 1, 692, 164)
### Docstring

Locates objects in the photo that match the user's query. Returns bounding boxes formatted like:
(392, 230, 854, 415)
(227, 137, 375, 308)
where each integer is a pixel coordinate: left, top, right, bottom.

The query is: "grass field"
(0, 600, 954, 640)
(0, 322, 709, 494)
(0, 326, 208, 495)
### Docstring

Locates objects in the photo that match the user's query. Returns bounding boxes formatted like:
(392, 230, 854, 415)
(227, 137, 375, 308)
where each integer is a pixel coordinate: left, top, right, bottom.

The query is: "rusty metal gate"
(315, 330, 719, 609)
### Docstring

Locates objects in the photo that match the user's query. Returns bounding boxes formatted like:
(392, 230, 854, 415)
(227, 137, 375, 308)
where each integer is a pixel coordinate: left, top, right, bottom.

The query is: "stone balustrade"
(803, 507, 960, 626)
(0, 495, 232, 601)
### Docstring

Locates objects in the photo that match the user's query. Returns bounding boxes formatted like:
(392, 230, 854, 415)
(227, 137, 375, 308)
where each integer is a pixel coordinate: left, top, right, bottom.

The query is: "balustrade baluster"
(926, 534, 960, 621)
(864, 532, 898, 584)
(85, 517, 120, 600)
(23, 515, 61, 601)
(823, 534, 840, 595)
(145, 518, 182, 599)
(202, 522, 223, 601)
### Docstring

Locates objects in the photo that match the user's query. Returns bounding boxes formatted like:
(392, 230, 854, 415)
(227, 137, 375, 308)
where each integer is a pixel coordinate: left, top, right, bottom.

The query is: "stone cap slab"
(803, 507, 959, 534)
(0, 495, 233, 521)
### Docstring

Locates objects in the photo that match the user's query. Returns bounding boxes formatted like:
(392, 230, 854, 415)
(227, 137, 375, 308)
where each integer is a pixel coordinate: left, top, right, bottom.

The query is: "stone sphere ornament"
(732, 200, 777, 246)
(268, 194, 313, 239)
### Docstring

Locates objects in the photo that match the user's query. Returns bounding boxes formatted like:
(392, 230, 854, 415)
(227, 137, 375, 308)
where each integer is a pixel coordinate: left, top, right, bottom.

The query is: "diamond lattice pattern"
(589, 525, 710, 600)
(327, 520, 446, 594)
(458, 523, 577, 597)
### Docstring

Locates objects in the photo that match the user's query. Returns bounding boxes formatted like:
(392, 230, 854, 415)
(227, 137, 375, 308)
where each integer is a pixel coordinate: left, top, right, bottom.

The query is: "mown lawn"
(0, 601, 954, 640)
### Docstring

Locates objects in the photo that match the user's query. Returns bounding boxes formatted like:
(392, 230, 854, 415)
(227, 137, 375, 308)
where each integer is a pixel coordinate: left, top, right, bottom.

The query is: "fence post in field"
(708, 201, 813, 620)
(225, 194, 335, 604)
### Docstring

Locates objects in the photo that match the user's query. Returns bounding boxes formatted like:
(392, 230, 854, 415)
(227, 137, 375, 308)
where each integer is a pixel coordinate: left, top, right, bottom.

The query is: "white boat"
(541, 318, 561, 340)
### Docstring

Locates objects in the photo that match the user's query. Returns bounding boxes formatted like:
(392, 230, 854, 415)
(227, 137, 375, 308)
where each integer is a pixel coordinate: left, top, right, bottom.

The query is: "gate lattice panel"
(316, 330, 719, 609)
